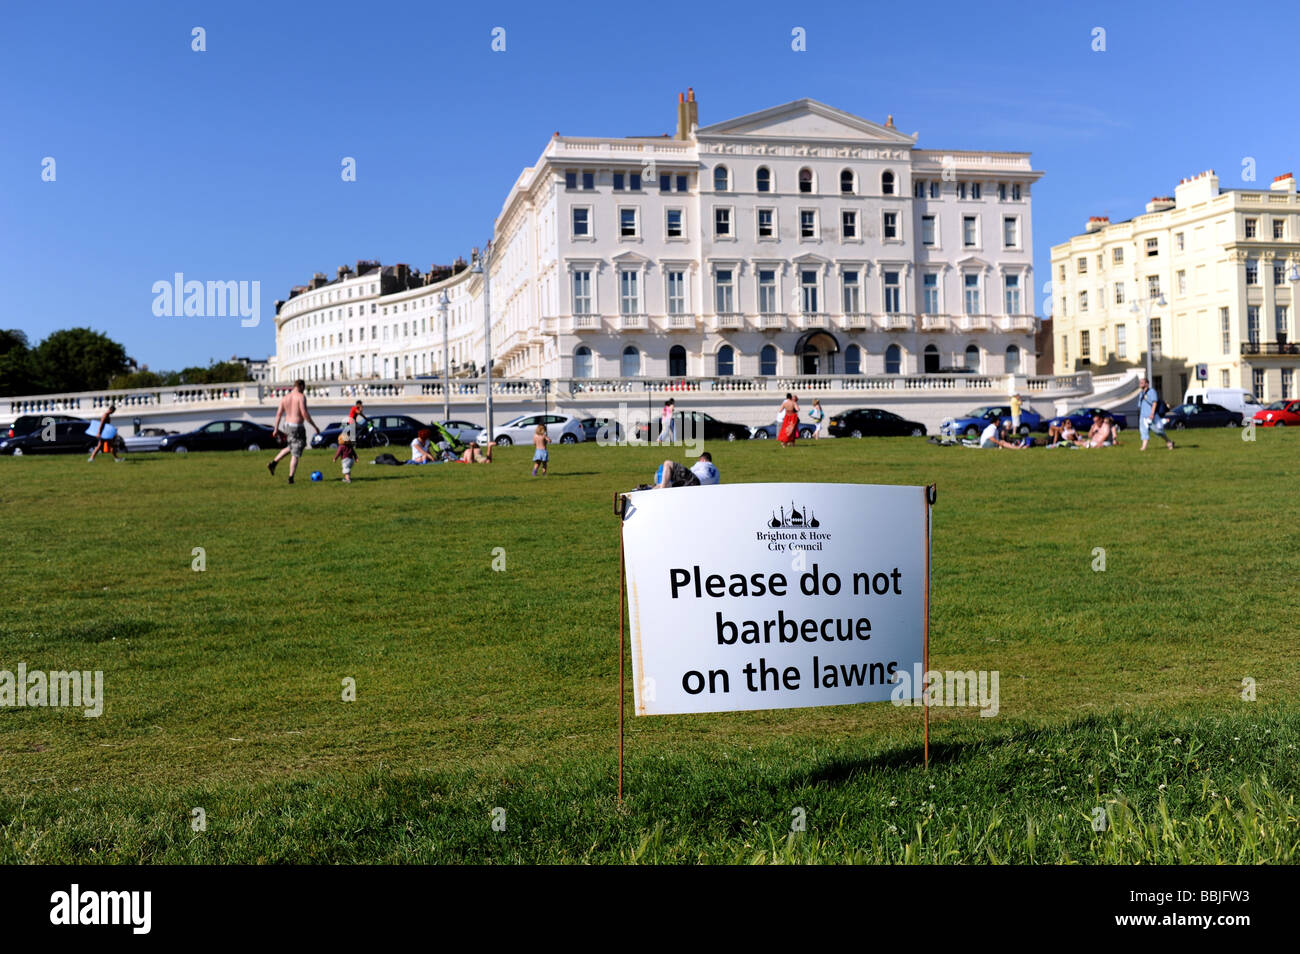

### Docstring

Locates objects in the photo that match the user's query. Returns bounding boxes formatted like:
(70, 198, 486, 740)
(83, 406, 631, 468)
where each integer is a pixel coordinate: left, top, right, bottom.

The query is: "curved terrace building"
(273, 91, 1044, 385)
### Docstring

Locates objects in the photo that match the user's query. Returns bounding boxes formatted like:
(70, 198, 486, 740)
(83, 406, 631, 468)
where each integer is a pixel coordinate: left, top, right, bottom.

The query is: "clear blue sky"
(2, 0, 1294, 371)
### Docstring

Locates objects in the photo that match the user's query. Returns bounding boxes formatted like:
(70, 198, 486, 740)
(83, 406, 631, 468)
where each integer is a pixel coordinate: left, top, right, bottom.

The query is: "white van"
(1182, 387, 1261, 417)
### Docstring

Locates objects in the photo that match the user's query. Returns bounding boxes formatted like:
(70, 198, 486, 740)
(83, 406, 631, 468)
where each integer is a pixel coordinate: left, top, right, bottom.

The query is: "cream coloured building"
(1050, 170, 1300, 402)
(274, 92, 1045, 386)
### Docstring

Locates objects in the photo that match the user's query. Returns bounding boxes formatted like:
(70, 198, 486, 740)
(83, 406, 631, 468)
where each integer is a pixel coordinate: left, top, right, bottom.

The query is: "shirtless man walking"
(267, 379, 320, 484)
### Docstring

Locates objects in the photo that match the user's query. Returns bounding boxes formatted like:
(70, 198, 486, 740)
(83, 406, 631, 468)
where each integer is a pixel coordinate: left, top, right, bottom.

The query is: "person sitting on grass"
(409, 428, 440, 464)
(1082, 413, 1115, 448)
(460, 440, 495, 464)
(1048, 419, 1080, 448)
(979, 417, 1025, 449)
(655, 452, 720, 488)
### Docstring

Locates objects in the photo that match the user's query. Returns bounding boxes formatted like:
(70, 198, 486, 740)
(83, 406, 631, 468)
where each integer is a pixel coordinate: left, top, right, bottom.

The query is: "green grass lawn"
(1, 430, 1297, 863)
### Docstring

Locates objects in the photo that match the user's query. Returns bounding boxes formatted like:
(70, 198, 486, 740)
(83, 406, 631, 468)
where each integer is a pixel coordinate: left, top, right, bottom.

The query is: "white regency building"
(1050, 170, 1300, 403)
(273, 92, 1044, 386)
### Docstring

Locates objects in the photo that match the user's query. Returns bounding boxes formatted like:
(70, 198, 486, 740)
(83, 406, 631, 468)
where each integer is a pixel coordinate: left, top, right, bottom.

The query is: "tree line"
(0, 328, 252, 397)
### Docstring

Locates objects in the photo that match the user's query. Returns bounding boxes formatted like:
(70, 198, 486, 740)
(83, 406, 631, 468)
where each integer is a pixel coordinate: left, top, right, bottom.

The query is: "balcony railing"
(1241, 341, 1300, 355)
(885, 314, 912, 331)
(999, 315, 1037, 332)
(757, 313, 786, 330)
(920, 315, 948, 332)
(569, 314, 600, 331)
(618, 313, 648, 330)
(665, 313, 696, 331)
(956, 315, 990, 332)
(712, 312, 744, 330)
(840, 312, 871, 330)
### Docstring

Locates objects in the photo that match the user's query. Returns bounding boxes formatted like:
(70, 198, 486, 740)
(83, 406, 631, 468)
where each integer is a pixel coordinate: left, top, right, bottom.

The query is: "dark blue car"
(1047, 406, 1128, 431)
(942, 404, 1042, 439)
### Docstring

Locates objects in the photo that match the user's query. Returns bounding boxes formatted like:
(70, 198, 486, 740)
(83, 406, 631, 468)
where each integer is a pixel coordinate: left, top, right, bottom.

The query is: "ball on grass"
(310, 470, 323, 482)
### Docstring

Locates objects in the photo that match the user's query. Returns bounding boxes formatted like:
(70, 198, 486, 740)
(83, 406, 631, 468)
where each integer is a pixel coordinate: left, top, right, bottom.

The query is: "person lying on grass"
(460, 440, 495, 464)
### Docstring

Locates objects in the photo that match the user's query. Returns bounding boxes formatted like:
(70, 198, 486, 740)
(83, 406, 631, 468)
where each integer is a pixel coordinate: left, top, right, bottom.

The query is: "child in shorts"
(531, 423, 550, 476)
(333, 431, 357, 483)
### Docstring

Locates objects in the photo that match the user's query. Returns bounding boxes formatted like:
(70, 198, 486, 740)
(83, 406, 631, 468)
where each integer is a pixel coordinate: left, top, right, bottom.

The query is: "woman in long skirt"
(777, 393, 800, 447)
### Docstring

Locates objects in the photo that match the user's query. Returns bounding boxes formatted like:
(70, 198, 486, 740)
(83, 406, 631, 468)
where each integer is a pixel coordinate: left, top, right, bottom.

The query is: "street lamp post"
(471, 243, 494, 442)
(438, 290, 450, 423)
(1129, 293, 1167, 384)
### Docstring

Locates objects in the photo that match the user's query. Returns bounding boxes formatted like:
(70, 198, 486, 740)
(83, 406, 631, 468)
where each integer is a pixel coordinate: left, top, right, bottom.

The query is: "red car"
(1253, 399, 1300, 427)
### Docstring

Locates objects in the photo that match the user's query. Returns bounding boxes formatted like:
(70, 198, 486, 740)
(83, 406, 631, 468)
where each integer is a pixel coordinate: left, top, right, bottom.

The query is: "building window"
(921, 215, 936, 246)
(1077, 256, 1088, 275)
(1012, 183, 1022, 200)
(881, 170, 895, 195)
(885, 344, 901, 374)
(997, 182, 1007, 201)
(667, 271, 685, 315)
(842, 270, 860, 313)
(758, 269, 777, 314)
(930, 181, 940, 199)
(713, 165, 729, 192)
(1283, 368, 1294, 398)
(1274, 262, 1286, 286)
(714, 207, 732, 237)
(619, 208, 638, 237)
(1113, 247, 1124, 264)
(582, 171, 594, 190)
(572, 207, 590, 237)
(971, 182, 982, 199)
(799, 168, 813, 193)
(1003, 217, 1018, 248)
(923, 273, 939, 315)
(1005, 344, 1021, 374)
(1145, 237, 1158, 257)
(800, 270, 819, 313)
(882, 211, 898, 239)
(676, 174, 688, 192)
(716, 345, 734, 376)
(1220, 368, 1230, 387)
(963, 216, 977, 247)
(914, 179, 925, 198)
(800, 210, 817, 239)
(1221, 307, 1231, 354)
(565, 171, 577, 190)
(621, 345, 640, 377)
(1273, 219, 1285, 240)
(1080, 330, 1091, 364)
(956, 182, 967, 200)
(1150, 317, 1162, 359)
(1115, 282, 1125, 305)
(963, 274, 980, 314)
(1277, 305, 1290, 340)
(883, 271, 901, 313)
(630, 172, 641, 190)
(1004, 274, 1021, 314)
(1058, 264, 1066, 282)
(1246, 260, 1259, 285)
(756, 167, 771, 192)
(573, 345, 592, 378)
(757, 208, 774, 238)
(964, 344, 980, 372)
(666, 208, 683, 238)
(1116, 324, 1127, 359)
(619, 270, 640, 314)
(844, 343, 861, 374)
(1062, 335, 1068, 364)
(1175, 232, 1185, 251)
(1176, 270, 1187, 295)
(1147, 275, 1161, 298)
(613, 172, 625, 191)
(1248, 306, 1260, 346)
(668, 344, 686, 376)
(715, 269, 735, 313)
(842, 210, 858, 239)
(1245, 218, 1258, 239)
(760, 344, 777, 375)
(1079, 290, 1088, 312)
(572, 270, 592, 314)
(840, 169, 855, 194)
(659, 173, 671, 193)
(1253, 368, 1265, 400)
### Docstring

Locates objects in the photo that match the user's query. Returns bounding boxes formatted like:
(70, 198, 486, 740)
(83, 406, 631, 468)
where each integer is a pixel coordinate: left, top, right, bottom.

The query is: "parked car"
(1253, 399, 1300, 427)
(312, 414, 428, 449)
(160, 420, 281, 453)
(6, 413, 84, 440)
(439, 420, 485, 445)
(0, 420, 97, 455)
(121, 427, 178, 453)
(827, 408, 928, 438)
(479, 413, 586, 447)
(942, 404, 1042, 438)
(1162, 402, 1243, 429)
(578, 417, 624, 442)
(1047, 407, 1128, 432)
(750, 419, 817, 440)
(634, 410, 752, 443)
(1182, 387, 1260, 418)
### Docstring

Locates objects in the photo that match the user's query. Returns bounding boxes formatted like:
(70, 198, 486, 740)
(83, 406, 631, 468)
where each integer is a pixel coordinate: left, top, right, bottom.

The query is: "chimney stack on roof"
(675, 88, 698, 140)
(1085, 216, 1109, 233)
(1271, 172, 1296, 193)
(1146, 196, 1176, 213)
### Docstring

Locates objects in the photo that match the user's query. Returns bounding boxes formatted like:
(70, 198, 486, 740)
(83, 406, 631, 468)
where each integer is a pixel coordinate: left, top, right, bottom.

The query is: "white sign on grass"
(622, 482, 928, 715)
